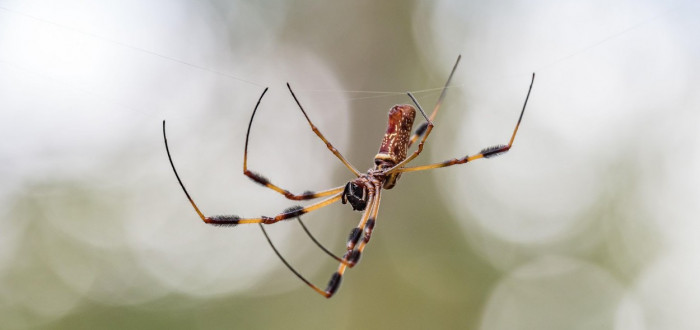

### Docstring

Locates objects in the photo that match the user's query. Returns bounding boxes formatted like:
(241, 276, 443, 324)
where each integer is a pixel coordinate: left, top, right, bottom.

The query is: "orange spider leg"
(407, 55, 461, 148)
(163, 120, 343, 225)
(394, 73, 535, 174)
(243, 87, 345, 200)
(287, 83, 361, 177)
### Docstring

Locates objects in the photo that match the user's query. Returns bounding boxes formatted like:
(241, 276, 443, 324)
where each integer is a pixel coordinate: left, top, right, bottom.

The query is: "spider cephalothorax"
(163, 55, 536, 298)
(341, 181, 368, 211)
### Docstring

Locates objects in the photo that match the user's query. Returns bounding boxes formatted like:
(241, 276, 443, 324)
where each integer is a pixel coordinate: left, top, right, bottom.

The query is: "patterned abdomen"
(374, 105, 416, 167)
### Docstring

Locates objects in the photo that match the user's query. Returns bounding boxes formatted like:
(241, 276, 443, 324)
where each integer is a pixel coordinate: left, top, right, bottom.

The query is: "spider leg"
(259, 223, 329, 296)
(383, 56, 462, 175)
(297, 218, 345, 263)
(321, 187, 382, 298)
(287, 83, 361, 177)
(163, 120, 342, 225)
(211, 195, 341, 225)
(392, 73, 536, 174)
(242, 87, 345, 200)
(343, 186, 382, 267)
(343, 183, 378, 253)
(407, 54, 461, 148)
(260, 192, 377, 298)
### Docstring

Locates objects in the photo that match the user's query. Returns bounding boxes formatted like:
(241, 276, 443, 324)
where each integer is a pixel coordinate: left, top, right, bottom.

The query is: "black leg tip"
(247, 171, 270, 185)
(347, 228, 362, 249)
(283, 205, 305, 218)
(414, 122, 429, 137)
(347, 250, 361, 266)
(480, 145, 508, 158)
(325, 272, 342, 297)
(207, 215, 241, 226)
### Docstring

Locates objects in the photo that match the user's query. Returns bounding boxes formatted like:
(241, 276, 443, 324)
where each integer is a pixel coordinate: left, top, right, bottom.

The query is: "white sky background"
(416, 0, 700, 328)
(0, 0, 354, 324)
(0, 0, 699, 329)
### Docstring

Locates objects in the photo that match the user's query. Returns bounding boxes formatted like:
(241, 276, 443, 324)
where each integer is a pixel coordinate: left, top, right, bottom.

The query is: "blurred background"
(1, 0, 699, 329)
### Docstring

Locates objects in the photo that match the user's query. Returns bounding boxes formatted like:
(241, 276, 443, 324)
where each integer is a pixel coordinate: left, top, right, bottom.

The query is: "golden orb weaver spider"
(162, 55, 535, 298)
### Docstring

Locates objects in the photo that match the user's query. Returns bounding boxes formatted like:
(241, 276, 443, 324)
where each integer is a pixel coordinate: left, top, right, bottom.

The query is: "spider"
(162, 55, 535, 298)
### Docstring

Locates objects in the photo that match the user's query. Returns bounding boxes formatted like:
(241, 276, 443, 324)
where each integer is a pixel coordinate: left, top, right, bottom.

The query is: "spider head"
(341, 182, 368, 211)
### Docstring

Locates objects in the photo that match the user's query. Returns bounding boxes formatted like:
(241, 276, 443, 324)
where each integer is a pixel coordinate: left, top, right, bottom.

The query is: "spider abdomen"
(374, 105, 416, 168)
(373, 105, 416, 189)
